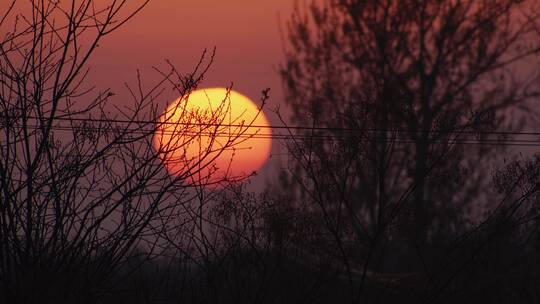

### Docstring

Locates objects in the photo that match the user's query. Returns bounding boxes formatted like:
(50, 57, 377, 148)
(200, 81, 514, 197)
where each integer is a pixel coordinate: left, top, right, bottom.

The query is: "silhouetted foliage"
(275, 0, 540, 302)
(0, 1, 267, 303)
(2, 0, 540, 303)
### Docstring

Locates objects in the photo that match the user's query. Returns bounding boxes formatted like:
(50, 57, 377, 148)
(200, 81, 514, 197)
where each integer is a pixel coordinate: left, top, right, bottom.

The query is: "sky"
(90, 0, 293, 112)
(85, 0, 295, 188)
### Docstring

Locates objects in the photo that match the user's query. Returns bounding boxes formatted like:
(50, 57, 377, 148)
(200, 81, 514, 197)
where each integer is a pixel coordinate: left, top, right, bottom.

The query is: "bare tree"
(0, 1, 265, 302)
(276, 0, 540, 302)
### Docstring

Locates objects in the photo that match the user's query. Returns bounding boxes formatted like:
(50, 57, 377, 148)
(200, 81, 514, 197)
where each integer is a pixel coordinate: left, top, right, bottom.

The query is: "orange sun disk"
(153, 88, 272, 187)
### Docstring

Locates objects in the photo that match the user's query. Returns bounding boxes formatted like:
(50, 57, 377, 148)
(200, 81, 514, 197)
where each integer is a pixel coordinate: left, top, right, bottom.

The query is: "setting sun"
(153, 88, 271, 186)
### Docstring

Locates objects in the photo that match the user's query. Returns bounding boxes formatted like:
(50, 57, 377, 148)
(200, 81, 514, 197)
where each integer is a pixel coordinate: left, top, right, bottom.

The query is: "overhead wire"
(1, 116, 539, 147)
(6, 115, 540, 136)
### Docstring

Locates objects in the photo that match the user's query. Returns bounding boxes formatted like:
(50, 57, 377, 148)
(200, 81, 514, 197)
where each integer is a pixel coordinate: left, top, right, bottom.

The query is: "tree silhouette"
(277, 0, 540, 301)
(2, 0, 540, 303)
(0, 1, 266, 302)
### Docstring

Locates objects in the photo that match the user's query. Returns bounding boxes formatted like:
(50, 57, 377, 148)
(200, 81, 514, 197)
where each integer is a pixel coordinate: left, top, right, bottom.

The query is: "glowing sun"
(153, 88, 271, 187)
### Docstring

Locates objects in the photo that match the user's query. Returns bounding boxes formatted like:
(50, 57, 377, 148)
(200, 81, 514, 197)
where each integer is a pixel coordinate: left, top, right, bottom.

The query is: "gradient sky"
(90, 0, 293, 110)
(87, 0, 295, 187)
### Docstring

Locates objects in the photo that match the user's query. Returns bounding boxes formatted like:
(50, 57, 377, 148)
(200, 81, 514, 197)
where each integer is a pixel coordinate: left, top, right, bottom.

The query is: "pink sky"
(0, 0, 294, 188)
(90, 0, 294, 116)
(86, 1, 295, 187)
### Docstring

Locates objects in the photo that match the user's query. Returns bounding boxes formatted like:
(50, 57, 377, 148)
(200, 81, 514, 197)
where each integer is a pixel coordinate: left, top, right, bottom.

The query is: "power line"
(4, 115, 540, 136)
(2, 122, 540, 147)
